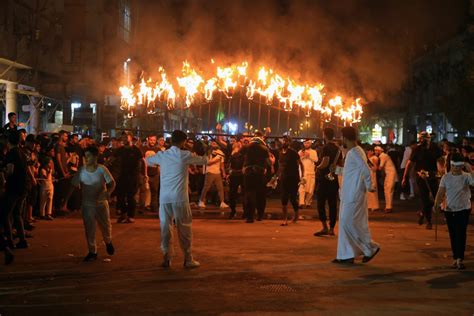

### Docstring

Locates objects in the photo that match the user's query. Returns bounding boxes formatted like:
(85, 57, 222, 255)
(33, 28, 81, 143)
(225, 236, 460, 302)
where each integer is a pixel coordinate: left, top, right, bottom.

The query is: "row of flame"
(119, 60, 363, 125)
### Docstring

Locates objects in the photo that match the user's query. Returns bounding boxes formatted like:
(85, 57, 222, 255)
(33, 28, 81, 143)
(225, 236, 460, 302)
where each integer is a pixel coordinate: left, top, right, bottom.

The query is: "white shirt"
(439, 172, 474, 212)
(146, 146, 208, 203)
(379, 152, 397, 174)
(71, 165, 114, 206)
(298, 148, 318, 175)
(205, 149, 224, 174)
(400, 146, 412, 169)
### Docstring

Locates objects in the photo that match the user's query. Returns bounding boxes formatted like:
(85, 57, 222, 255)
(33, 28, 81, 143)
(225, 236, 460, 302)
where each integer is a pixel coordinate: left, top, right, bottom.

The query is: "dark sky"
(133, 0, 470, 103)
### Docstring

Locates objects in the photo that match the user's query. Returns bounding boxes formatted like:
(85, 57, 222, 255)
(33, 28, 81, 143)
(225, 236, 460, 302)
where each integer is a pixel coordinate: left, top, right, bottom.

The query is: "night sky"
(133, 0, 470, 103)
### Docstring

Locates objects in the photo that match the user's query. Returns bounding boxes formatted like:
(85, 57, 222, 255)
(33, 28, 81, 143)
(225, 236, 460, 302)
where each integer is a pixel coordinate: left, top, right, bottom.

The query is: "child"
(434, 153, 474, 270)
(70, 145, 116, 262)
(38, 156, 54, 220)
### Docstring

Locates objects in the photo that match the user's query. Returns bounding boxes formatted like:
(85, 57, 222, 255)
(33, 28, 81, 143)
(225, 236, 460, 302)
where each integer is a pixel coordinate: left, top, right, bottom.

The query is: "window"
(119, 0, 131, 43)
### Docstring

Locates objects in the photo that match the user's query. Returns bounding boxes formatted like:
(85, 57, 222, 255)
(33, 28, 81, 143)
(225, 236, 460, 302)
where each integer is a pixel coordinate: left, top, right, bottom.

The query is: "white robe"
(337, 146, 380, 260)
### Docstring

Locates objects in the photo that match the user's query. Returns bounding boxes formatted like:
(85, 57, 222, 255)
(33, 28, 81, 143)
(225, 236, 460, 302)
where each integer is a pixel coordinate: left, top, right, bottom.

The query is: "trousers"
(160, 201, 193, 261)
(82, 201, 112, 254)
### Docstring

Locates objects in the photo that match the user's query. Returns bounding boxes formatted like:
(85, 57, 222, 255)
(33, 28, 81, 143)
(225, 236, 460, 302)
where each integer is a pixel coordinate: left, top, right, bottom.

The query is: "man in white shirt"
(298, 140, 318, 208)
(198, 140, 229, 209)
(146, 130, 208, 269)
(375, 146, 397, 213)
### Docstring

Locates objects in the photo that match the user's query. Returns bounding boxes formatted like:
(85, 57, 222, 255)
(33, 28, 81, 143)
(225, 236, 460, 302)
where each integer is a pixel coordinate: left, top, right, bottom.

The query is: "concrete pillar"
(5, 82, 17, 124)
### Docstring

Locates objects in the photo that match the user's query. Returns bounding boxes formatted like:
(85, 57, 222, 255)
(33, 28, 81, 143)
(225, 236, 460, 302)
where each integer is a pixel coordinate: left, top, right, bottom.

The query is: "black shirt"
(6, 147, 28, 195)
(241, 142, 270, 169)
(279, 148, 300, 179)
(230, 151, 244, 172)
(114, 145, 143, 180)
(409, 143, 442, 172)
(317, 142, 339, 179)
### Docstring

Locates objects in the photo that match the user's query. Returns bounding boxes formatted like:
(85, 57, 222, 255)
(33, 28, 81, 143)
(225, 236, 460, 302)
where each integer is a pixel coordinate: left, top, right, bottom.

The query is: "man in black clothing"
(279, 136, 304, 226)
(114, 132, 146, 223)
(3, 131, 29, 249)
(3, 112, 17, 134)
(240, 133, 272, 223)
(402, 131, 442, 229)
(314, 128, 340, 237)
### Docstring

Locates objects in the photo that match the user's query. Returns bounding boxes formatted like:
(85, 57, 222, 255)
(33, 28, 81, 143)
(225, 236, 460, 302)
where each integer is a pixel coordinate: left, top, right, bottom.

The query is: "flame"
(216, 66, 237, 99)
(118, 60, 365, 124)
(176, 61, 203, 108)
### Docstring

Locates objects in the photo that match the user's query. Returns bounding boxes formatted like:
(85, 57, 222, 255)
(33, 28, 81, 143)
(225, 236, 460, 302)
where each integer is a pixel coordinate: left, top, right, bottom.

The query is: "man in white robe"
(333, 127, 380, 264)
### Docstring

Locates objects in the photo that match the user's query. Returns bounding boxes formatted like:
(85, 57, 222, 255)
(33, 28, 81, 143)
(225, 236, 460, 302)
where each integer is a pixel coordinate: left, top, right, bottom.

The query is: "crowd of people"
(0, 110, 473, 269)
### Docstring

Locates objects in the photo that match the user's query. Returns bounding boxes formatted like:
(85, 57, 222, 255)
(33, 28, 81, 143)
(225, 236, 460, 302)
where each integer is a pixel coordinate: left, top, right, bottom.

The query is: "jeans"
(243, 172, 267, 220)
(316, 178, 339, 228)
(445, 209, 471, 260)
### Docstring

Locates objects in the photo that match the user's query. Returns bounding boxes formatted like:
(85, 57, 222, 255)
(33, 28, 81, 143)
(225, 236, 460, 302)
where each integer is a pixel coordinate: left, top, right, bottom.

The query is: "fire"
(176, 61, 203, 108)
(118, 60, 365, 125)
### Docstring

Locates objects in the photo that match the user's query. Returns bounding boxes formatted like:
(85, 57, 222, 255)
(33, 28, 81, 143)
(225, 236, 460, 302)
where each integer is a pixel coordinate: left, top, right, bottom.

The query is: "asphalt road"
(0, 200, 473, 315)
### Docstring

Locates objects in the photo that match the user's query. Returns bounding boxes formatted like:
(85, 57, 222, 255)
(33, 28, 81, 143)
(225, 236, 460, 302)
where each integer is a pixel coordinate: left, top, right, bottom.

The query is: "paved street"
(0, 200, 473, 315)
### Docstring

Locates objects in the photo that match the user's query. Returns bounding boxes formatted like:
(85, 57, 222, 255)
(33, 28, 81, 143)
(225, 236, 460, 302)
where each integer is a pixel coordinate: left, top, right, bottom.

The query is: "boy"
(434, 153, 474, 270)
(71, 146, 116, 262)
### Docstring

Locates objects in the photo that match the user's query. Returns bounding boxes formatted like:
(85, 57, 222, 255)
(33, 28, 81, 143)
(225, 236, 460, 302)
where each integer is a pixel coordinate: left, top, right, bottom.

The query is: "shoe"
(457, 262, 466, 270)
(198, 201, 206, 208)
(362, 247, 380, 263)
(332, 258, 354, 264)
(117, 215, 128, 223)
(126, 217, 135, 223)
(246, 219, 254, 223)
(305, 204, 311, 208)
(298, 205, 305, 209)
(45, 215, 54, 220)
(25, 232, 33, 238)
(400, 194, 406, 201)
(228, 210, 236, 219)
(314, 228, 329, 237)
(280, 222, 288, 226)
(24, 223, 35, 231)
(256, 217, 263, 221)
(451, 261, 458, 269)
(328, 228, 335, 236)
(220, 202, 230, 209)
(384, 209, 393, 213)
(16, 240, 29, 249)
(162, 258, 171, 268)
(4, 248, 14, 265)
(409, 194, 415, 200)
(83, 252, 98, 262)
(184, 259, 201, 269)
(426, 222, 432, 230)
(417, 212, 424, 225)
(106, 242, 115, 255)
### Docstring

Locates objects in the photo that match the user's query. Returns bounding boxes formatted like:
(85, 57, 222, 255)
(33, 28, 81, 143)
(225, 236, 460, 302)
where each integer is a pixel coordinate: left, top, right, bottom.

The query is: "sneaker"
(314, 228, 329, 237)
(106, 242, 115, 255)
(198, 201, 206, 208)
(45, 215, 54, 221)
(126, 217, 135, 223)
(184, 259, 201, 269)
(220, 202, 230, 209)
(245, 219, 254, 223)
(4, 248, 14, 265)
(400, 194, 406, 201)
(328, 228, 335, 236)
(83, 252, 98, 262)
(16, 240, 29, 249)
(228, 210, 236, 219)
(384, 209, 393, 213)
(426, 222, 432, 230)
(409, 194, 415, 200)
(117, 215, 128, 223)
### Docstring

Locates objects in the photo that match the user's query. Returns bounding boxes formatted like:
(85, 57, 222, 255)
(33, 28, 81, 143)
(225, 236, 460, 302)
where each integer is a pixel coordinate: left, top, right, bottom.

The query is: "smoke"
(133, 0, 469, 104)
